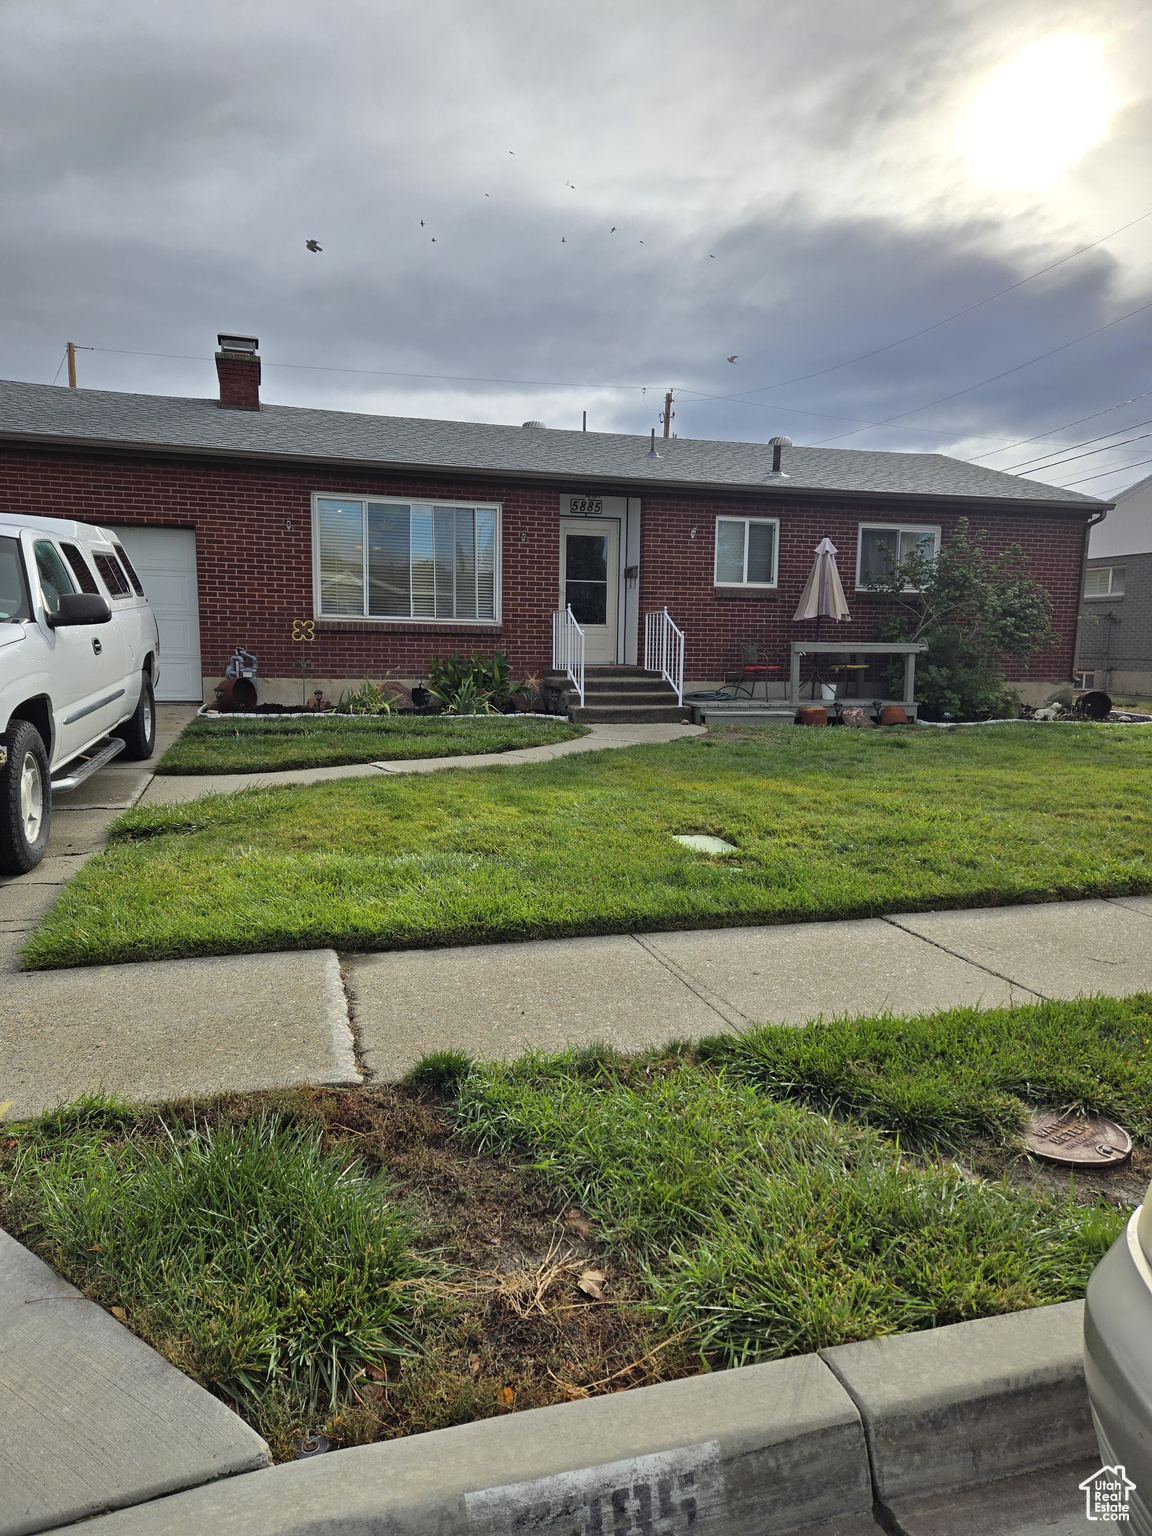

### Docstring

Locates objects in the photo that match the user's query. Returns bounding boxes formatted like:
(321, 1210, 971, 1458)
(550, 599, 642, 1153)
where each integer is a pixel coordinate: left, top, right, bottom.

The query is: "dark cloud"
(0, 0, 1148, 493)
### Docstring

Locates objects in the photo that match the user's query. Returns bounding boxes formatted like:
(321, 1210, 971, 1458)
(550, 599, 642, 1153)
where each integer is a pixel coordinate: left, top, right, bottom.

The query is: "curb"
(67, 1302, 1094, 1535)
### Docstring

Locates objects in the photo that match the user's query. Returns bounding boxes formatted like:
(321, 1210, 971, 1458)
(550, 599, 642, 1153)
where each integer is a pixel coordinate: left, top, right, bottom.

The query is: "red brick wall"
(0, 442, 1088, 684)
(637, 491, 1087, 684)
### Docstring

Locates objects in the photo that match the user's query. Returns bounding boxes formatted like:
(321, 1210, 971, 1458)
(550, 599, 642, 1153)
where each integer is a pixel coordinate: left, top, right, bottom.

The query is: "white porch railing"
(644, 607, 685, 705)
(552, 605, 585, 707)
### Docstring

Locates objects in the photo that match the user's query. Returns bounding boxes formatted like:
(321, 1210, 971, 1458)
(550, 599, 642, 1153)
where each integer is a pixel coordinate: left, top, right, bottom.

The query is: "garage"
(108, 526, 202, 700)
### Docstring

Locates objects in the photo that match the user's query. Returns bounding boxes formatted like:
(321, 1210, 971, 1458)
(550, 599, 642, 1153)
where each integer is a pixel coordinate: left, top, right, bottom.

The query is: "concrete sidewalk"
(346, 896, 1152, 1078)
(3, 894, 1151, 1121)
(2, 708, 1151, 1119)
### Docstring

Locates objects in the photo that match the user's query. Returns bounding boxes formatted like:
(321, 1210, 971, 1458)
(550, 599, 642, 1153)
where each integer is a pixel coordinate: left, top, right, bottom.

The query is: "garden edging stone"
(63, 1303, 1098, 1535)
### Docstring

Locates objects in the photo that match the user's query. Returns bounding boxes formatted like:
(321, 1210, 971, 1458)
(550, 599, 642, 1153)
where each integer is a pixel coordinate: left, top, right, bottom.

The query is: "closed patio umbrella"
(793, 537, 850, 699)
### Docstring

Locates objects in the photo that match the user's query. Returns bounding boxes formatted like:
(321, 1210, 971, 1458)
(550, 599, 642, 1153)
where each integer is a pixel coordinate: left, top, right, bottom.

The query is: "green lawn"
(24, 721, 1152, 968)
(451, 1045, 1122, 1365)
(157, 714, 586, 774)
(3, 991, 1138, 1455)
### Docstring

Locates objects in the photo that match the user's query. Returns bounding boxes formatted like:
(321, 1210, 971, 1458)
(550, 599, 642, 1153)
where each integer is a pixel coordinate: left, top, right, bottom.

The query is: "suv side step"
(50, 736, 127, 793)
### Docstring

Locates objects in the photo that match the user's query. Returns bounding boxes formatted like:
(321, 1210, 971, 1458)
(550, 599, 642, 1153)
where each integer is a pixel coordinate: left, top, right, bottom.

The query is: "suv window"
(93, 550, 131, 598)
(61, 542, 100, 594)
(34, 539, 76, 614)
(113, 543, 145, 597)
(0, 536, 32, 621)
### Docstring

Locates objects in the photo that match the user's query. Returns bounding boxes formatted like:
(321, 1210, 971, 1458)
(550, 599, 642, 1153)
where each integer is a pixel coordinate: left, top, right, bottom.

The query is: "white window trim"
(855, 523, 941, 591)
(1084, 566, 1124, 599)
(713, 515, 780, 588)
(311, 493, 502, 624)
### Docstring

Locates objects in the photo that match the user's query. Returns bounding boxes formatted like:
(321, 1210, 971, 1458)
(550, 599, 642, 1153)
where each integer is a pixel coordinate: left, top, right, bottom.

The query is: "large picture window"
(315, 497, 499, 621)
(856, 525, 940, 589)
(714, 517, 778, 587)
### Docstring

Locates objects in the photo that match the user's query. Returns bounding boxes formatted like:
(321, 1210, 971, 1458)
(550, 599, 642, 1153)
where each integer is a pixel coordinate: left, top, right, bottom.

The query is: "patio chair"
(725, 643, 778, 700)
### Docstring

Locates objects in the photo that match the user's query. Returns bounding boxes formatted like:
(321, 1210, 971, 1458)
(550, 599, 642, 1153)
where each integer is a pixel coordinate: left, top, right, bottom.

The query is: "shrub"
(428, 651, 514, 711)
(863, 519, 1055, 719)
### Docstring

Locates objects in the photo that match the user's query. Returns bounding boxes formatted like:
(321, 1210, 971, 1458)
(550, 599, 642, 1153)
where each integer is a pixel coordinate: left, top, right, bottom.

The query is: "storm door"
(559, 517, 620, 664)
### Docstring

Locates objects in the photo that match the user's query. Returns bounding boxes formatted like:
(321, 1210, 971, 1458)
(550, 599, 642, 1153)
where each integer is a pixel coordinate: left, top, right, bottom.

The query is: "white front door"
(560, 518, 619, 665)
(110, 526, 202, 700)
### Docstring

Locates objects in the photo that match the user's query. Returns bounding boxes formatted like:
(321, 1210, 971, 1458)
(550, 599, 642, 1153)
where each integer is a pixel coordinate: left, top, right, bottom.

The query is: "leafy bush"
(428, 651, 513, 711)
(863, 519, 1055, 719)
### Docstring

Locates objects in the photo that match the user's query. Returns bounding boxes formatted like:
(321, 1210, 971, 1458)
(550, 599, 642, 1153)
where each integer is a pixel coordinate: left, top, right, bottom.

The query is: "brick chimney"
(215, 334, 261, 410)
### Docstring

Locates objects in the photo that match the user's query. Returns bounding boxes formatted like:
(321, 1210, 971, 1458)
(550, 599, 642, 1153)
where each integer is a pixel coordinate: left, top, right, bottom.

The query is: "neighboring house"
(0, 334, 1108, 706)
(1076, 471, 1152, 698)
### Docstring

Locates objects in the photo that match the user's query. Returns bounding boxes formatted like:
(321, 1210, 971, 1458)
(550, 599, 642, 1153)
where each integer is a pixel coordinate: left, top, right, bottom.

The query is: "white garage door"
(109, 526, 202, 700)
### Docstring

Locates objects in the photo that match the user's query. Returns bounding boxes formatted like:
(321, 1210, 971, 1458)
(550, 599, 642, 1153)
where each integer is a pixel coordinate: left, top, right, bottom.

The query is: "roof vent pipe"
(768, 434, 792, 479)
(216, 334, 261, 411)
(521, 420, 546, 428)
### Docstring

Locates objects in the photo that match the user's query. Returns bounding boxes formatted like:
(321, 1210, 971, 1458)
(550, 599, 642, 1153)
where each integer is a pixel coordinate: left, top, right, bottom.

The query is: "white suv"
(0, 513, 161, 874)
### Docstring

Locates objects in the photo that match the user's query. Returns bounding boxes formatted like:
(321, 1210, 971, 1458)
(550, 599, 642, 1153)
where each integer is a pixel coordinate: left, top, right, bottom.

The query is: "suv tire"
(115, 672, 156, 761)
(0, 721, 51, 875)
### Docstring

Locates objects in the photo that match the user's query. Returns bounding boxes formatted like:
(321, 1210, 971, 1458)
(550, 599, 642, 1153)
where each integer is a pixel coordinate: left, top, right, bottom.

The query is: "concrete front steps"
(547, 667, 687, 724)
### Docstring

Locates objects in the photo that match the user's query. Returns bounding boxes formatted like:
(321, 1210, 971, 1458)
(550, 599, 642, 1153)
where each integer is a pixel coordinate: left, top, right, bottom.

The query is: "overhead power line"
(969, 387, 1152, 461)
(1063, 453, 1152, 487)
(1004, 416, 1152, 472)
(685, 206, 1152, 407)
(812, 295, 1152, 445)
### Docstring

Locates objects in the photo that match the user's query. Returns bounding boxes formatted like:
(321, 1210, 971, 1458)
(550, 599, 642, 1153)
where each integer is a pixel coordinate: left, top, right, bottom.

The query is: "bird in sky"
(509, 150, 515, 154)
(565, 180, 576, 189)
(431, 237, 436, 242)
(420, 219, 424, 226)
(727, 355, 738, 363)
(561, 236, 566, 243)
(305, 239, 322, 252)
(610, 226, 616, 233)
(710, 254, 716, 258)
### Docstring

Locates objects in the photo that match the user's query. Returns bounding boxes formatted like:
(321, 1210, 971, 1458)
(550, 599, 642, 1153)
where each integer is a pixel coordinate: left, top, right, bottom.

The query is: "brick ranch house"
(0, 335, 1109, 715)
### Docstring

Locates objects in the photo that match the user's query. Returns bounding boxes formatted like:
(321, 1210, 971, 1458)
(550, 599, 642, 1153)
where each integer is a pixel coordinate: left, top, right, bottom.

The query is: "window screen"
(858, 526, 939, 586)
(33, 539, 76, 613)
(93, 551, 131, 597)
(61, 543, 99, 594)
(1085, 566, 1124, 597)
(714, 518, 777, 586)
(317, 498, 498, 620)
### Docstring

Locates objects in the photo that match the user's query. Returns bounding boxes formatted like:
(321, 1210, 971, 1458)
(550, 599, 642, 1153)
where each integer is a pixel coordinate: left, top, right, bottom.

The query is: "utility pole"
(66, 342, 77, 388)
(662, 389, 674, 438)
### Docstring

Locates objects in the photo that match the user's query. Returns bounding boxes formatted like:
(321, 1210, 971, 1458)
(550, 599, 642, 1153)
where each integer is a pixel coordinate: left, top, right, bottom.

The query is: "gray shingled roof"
(0, 377, 1107, 509)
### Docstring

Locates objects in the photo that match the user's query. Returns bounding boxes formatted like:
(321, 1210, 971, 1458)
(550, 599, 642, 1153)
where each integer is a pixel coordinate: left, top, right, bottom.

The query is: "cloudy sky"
(2, 0, 1150, 495)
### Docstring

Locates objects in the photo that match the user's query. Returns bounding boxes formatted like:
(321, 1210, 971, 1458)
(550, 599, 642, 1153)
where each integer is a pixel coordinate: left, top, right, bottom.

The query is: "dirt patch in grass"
(972, 1141, 1151, 1209)
(0, 1086, 701, 1463)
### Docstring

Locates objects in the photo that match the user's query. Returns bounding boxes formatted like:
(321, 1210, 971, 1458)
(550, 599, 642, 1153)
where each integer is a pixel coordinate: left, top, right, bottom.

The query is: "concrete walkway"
(136, 720, 703, 804)
(2, 709, 1151, 1120)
